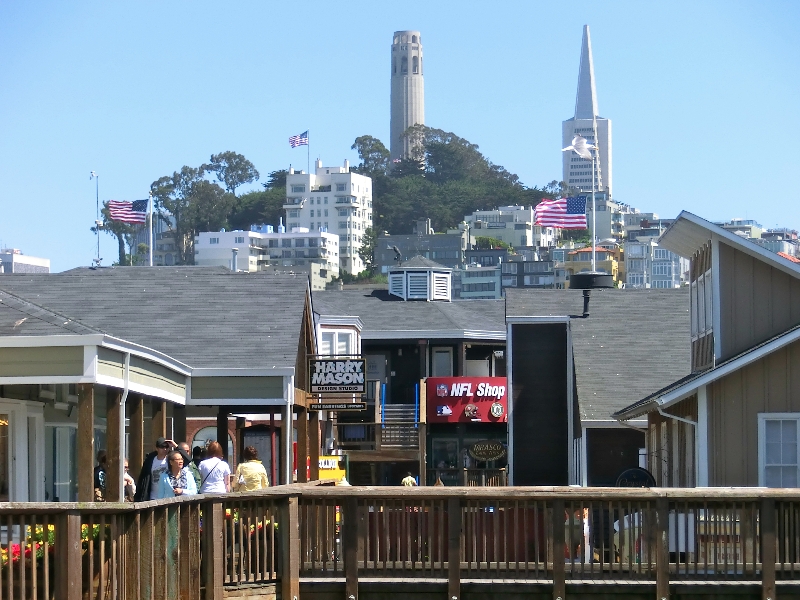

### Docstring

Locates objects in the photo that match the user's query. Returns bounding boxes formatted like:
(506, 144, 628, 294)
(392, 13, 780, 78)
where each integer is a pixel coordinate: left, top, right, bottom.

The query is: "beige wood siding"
(646, 395, 697, 487)
(0, 346, 84, 377)
(191, 376, 283, 401)
(708, 338, 800, 486)
(98, 348, 186, 400)
(97, 347, 124, 379)
(718, 242, 800, 361)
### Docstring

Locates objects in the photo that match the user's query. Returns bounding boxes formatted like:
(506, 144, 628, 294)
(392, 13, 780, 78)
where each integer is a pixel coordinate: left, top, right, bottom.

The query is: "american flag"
(108, 199, 148, 224)
(534, 196, 587, 229)
(289, 131, 309, 148)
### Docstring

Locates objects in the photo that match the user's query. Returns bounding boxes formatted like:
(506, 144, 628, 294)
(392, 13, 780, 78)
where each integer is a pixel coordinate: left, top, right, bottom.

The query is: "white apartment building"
(624, 238, 687, 289)
(0, 248, 50, 273)
(465, 206, 557, 249)
(194, 227, 339, 289)
(285, 159, 372, 276)
(587, 194, 637, 243)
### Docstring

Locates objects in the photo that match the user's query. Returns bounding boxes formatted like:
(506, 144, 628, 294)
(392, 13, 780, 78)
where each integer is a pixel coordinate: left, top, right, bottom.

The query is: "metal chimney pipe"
(232, 247, 239, 272)
(582, 289, 591, 318)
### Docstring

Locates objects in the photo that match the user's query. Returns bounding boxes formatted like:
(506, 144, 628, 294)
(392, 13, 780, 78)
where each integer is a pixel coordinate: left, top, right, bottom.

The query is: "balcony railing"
(334, 422, 420, 450)
(428, 468, 507, 486)
(0, 487, 797, 599)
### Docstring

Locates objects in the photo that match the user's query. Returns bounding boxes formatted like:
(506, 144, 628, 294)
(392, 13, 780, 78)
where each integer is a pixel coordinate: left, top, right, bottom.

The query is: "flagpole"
(148, 192, 153, 267)
(307, 130, 310, 173)
(591, 113, 598, 272)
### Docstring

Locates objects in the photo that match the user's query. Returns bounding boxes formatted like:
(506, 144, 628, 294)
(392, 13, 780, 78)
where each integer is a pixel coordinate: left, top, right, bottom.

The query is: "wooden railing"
(2, 487, 800, 599)
(428, 468, 508, 486)
(334, 423, 420, 450)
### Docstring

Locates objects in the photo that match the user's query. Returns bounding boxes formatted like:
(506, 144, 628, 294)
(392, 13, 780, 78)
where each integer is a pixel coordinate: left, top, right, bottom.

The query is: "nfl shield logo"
(436, 384, 448, 397)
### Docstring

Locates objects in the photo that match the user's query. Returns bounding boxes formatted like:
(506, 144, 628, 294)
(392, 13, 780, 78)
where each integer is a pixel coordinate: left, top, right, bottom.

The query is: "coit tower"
(390, 30, 425, 162)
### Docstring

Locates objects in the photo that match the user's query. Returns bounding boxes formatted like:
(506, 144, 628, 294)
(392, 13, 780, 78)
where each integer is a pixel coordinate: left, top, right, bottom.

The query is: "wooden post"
(309, 410, 320, 481)
(152, 399, 167, 442)
(217, 408, 229, 463)
(236, 416, 246, 467)
(656, 496, 670, 600)
(282, 404, 293, 485)
(202, 502, 224, 600)
(761, 497, 776, 600)
(448, 497, 461, 600)
(129, 395, 145, 480)
(124, 513, 141, 600)
(77, 383, 95, 502)
(106, 387, 124, 502)
(153, 507, 168, 600)
(55, 512, 82, 600)
(270, 411, 277, 487)
(552, 499, 566, 600)
(280, 495, 300, 600)
(344, 496, 359, 600)
(141, 505, 155, 600)
(297, 407, 308, 483)
(179, 504, 201, 600)
(173, 404, 187, 445)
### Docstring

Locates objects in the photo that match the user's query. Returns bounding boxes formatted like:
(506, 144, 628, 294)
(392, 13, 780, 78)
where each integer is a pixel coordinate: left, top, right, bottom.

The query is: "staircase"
(380, 403, 419, 448)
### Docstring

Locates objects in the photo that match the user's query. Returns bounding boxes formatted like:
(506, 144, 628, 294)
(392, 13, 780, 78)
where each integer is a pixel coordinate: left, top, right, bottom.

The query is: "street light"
(90, 171, 100, 264)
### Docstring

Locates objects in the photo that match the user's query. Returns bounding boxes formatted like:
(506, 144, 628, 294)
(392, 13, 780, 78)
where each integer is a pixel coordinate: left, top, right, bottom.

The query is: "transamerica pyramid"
(562, 25, 612, 198)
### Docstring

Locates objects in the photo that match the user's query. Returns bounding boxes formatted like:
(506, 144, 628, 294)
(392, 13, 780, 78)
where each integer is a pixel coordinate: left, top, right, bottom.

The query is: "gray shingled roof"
(0, 267, 309, 369)
(506, 288, 690, 421)
(0, 290, 102, 337)
(393, 256, 451, 270)
(313, 289, 505, 338)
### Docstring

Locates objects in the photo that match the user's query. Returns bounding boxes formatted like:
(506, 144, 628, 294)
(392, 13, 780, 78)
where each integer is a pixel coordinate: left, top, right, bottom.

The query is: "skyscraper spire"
(574, 25, 598, 120)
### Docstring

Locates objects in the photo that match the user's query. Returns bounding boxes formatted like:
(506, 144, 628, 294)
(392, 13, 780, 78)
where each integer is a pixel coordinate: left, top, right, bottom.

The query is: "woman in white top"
(198, 441, 232, 494)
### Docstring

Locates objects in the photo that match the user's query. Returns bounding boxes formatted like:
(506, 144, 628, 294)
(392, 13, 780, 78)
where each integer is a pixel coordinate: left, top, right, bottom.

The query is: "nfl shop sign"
(426, 377, 508, 423)
(309, 358, 366, 393)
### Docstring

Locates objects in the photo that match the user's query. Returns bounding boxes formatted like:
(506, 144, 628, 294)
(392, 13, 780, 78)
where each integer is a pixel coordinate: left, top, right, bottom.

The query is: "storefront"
(425, 376, 508, 486)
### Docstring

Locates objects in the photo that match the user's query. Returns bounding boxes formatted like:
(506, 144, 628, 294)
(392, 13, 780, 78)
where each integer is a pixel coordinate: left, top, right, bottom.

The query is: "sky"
(1, 1, 798, 272)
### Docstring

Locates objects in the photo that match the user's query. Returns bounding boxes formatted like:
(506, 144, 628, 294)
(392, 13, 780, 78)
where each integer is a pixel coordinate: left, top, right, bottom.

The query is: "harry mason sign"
(309, 358, 366, 394)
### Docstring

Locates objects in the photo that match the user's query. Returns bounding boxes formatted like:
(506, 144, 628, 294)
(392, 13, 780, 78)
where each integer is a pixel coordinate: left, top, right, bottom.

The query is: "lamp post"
(90, 171, 100, 264)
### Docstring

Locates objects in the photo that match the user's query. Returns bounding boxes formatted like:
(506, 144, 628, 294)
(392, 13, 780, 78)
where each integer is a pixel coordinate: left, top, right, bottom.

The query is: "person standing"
(134, 437, 172, 501)
(233, 446, 269, 491)
(94, 450, 107, 501)
(401, 472, 418, 486)
(123, 460, 136, 501)
(154, 451, 198, 498)
(198, 441, 231, 494)
(179, 442, 202, 491)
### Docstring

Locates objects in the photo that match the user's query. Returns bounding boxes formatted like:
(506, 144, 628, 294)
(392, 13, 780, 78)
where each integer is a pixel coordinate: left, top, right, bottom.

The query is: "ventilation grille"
(407, 273, 429, 299)
(432, 272, 451, 301)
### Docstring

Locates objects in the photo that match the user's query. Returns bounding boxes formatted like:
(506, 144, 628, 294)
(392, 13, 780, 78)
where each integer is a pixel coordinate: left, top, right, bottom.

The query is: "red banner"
(426, 377, 508, 423)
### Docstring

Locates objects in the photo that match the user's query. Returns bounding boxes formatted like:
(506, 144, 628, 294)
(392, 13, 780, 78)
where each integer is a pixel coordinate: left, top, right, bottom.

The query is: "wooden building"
(614, 211, 800, 487)
(0, 267, 318, 500)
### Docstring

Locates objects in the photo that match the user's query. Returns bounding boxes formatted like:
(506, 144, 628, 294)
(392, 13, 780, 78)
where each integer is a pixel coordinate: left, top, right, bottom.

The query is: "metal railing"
(334, 422, 420, 450)
(428, 468, 507, 486)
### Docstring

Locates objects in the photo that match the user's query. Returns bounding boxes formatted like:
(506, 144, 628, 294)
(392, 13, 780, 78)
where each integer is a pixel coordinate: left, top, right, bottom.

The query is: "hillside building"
(0, 248, 50, 273)
(465, 206, 557, 249)
(285, 159, 372, 275)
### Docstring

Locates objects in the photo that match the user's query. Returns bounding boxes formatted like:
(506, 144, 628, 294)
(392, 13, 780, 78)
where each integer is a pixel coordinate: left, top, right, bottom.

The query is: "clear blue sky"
(1, 1, 797, 272)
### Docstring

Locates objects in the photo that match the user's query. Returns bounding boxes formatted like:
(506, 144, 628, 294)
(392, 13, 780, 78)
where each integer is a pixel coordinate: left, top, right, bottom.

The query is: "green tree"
(201, 151, 260, 195)
(189, 180, 235, 232)
(151, 166, 197, 264)
(229, 170, 288, 231)
(351, 136, 390, 178)
(358, 227, 378, 275)
(475, 236, 511, 250)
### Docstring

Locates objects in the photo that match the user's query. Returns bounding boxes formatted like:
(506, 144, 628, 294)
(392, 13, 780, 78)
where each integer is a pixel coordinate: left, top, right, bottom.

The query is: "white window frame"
(758, 413, 800, 487)
(318, 328, 359, 356)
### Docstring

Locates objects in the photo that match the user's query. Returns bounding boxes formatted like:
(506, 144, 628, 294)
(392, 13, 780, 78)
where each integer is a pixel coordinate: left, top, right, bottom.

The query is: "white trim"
(316, 315, 364, 330)
(506, 321, 514, 486)
(284, 375, 295, 484)
(505, 316, 571, 324)
(582, 419, 648, 428)
(0, 375, 95, 385)
(191, 367, 295, 377)
(697, 385, 709, 486)
(580, 425, 588, 487)
(711, 236, 722, 361)
(661, 211, 800, 279)
(83, 345, 97, 379)
(99, 336, 192, 375)
(361, 329, 505, 341)
(0, 334, 104, 347)
(94, 374, 186, 404)
(185, 397, 288, 407)
(757, 412, 800, 487)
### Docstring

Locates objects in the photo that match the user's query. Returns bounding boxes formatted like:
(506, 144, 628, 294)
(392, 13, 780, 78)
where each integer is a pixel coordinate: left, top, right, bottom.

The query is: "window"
(309, 238, 318, 247)
(628, 259, 645, 271)
(295, 238, 305, 247)
(412, 56, 419, 74)
(628, 273, 644, 286)
(502, 277, 517, 287)
(339, 221, 347, 229)
(654, 248, 671, 260)
(653, 263, 672, 276)
(281, 239, 292, 248)
(235, 236, 245, 244)
(627, 244, 645, 257)
(209, 237, 219, 244)
(291, 185, 305, 193)
(759, 414, 800, 487)
(336, 183, 346, 192)
(319, 330, 355, 356)
(501, 263, 518, 274)
(324, 209, 328, 216)
(268, 239, 278, 248)
(310, 209, 315, 218)
(337, 208, 348, 217)
(432, 348, 453, 377)
(401, 56, 408, 73)
(282, 250, 292, 258)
